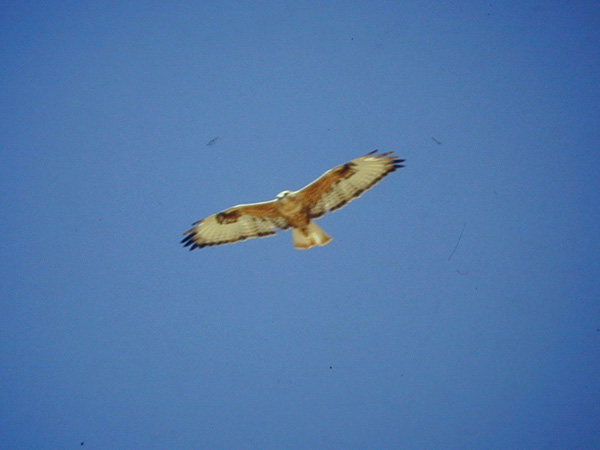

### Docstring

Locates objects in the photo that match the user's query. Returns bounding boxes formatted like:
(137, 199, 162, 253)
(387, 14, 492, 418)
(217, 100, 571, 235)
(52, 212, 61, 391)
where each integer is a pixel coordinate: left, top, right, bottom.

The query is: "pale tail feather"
(292, 221, 332, 249)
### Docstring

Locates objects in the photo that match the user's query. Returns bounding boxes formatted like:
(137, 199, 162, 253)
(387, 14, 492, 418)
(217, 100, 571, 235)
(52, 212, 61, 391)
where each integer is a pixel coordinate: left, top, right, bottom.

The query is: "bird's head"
(276, 190, 292, 200)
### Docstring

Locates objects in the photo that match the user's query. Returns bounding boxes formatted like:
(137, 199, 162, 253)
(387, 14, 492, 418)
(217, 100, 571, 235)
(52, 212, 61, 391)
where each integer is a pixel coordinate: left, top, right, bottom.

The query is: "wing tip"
(182, 233, 201, 250)
(365, 150, 405, 167)
(393, 158, 406, 169)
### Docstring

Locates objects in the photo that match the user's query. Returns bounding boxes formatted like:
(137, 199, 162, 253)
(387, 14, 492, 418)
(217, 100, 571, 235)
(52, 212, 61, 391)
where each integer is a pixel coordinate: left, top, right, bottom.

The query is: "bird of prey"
(181, 150, 404, 250)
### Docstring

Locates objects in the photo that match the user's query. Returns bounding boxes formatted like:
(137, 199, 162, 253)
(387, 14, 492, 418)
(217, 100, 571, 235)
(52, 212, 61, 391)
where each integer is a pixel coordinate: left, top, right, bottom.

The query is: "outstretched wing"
(295, 151, 405, 219)
(181, 201, 290, 250)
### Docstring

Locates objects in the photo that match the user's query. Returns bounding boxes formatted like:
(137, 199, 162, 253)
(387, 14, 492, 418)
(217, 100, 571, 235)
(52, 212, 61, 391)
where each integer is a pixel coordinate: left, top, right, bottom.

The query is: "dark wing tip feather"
(181, 225, 201, 249)
(366, 150, 405, 166)
(188, 240, 210, 251)
(393, 158, 406, 169)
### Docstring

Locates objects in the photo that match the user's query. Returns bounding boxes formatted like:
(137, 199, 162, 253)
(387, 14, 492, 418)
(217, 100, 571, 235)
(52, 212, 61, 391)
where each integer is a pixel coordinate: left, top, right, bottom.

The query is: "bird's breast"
(276, 196, 308, 226)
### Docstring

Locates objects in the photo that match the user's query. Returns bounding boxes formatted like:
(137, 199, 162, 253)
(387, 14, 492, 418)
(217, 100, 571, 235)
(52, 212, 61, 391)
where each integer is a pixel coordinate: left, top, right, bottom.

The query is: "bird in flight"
(181, 150, 404, 250)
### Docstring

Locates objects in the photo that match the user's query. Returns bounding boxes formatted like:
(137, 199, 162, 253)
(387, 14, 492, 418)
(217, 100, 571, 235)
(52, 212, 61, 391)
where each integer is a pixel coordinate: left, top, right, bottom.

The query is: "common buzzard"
(182, 151, 404, 250)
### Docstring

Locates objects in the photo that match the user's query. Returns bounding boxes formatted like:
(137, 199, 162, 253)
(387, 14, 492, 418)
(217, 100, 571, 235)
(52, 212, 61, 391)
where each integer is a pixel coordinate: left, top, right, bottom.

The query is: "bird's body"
(274, 191, 332, 249)
(181, 151, 404, 250)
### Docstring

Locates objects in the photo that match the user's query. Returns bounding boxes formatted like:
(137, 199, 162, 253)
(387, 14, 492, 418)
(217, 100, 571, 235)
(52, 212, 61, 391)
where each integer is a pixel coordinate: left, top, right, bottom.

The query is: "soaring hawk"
(182, 151, 404, 250)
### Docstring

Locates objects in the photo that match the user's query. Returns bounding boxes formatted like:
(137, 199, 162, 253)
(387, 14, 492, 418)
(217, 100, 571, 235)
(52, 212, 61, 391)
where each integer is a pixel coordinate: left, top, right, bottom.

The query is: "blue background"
(2, 2, 599, 449)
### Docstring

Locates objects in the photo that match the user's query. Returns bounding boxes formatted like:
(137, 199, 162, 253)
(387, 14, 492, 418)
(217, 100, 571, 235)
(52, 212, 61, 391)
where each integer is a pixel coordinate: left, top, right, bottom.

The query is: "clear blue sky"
(1, 2, 599, 449)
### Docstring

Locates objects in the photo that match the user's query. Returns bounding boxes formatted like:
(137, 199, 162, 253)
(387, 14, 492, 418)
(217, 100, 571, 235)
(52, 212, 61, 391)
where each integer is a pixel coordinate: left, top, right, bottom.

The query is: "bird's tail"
(292, 221, 332, 250)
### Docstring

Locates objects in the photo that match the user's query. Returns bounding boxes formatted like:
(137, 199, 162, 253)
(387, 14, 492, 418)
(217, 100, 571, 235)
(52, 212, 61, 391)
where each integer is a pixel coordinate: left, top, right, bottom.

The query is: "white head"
(276, 190, 292, 200)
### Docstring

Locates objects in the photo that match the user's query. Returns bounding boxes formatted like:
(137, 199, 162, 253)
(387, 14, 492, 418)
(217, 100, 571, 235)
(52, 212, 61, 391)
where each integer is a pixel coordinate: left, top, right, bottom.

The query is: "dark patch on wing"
(215, 209, 240, 224)
(337, 162, 356, 178)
